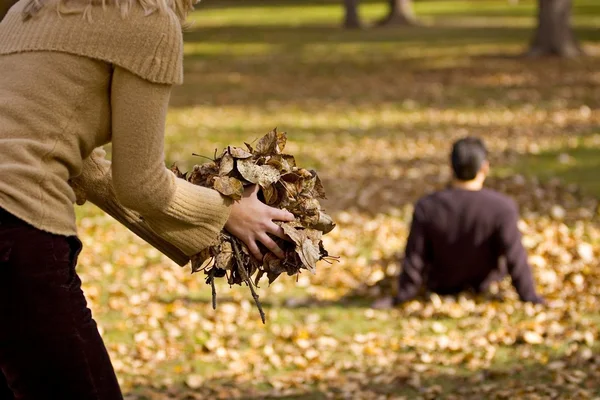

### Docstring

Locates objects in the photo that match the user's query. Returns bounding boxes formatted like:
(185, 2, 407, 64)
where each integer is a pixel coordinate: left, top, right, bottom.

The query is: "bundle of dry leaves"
(171, 129, 336, 322)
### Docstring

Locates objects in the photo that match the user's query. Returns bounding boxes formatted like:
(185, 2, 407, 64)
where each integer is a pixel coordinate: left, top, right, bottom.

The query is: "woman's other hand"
(224, 185, 295, 261)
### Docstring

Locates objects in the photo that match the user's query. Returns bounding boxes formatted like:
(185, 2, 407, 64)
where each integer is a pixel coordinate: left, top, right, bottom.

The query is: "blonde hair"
(22, 0, 197, 24)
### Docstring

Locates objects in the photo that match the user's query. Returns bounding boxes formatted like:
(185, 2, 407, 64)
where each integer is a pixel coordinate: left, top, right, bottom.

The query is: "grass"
(502, 143, 600, 198)
(72, 0, 600, 398)
(191, 0, 600, 28)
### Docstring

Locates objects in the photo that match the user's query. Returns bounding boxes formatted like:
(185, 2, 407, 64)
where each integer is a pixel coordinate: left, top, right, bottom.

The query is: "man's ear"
(480, 160, 490, 177)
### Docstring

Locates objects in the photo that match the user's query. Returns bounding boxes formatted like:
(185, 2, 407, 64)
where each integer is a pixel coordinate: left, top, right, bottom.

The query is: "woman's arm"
(108, 66, 231, 256)
(70, 148, 190, 266)
(107, 66, 294, 259)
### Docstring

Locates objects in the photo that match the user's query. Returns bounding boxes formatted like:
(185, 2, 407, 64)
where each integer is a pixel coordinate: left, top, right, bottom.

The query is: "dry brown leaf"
(237, 159, 281, 188)
(218, 154, 235, 176)
(227, 146, 253, 159)
(212, 176, 244, 199)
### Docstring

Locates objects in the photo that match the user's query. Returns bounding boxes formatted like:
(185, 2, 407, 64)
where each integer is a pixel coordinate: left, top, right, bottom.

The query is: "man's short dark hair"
(450, 137, 488, 181)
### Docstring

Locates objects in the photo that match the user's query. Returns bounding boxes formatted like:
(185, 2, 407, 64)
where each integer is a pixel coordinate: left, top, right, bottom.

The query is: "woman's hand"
(224, 185, 295, 261)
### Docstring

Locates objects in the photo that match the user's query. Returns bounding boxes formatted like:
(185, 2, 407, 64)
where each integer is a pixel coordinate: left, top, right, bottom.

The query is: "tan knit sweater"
(0, 1, 232, 265)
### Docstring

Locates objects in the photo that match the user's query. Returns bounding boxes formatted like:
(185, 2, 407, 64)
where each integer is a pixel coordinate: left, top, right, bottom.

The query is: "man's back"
(417, 188, 515, 292)
(397, 187, 539, 303)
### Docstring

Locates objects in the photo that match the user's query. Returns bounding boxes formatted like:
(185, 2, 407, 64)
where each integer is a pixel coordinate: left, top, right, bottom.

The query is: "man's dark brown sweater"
(396, 187, 542, 304)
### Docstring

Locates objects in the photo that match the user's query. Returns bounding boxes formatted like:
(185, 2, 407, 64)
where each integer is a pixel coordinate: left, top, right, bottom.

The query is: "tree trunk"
(528, 0, 583, 57)
(343, 0, 361, 29)
(377, 0, 417, 26)
(1, 0, 19, 20)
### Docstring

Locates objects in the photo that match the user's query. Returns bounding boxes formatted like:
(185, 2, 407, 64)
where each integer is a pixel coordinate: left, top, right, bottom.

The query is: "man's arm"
(395, 202, 430, 304)
(496, 203, 543, 303)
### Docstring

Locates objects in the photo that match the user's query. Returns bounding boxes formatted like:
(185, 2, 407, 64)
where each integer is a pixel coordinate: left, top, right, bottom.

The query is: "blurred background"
(11, 0, 597, 398)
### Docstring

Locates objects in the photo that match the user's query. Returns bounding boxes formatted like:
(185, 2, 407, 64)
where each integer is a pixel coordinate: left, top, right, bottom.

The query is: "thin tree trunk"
(528, 0, 583, 57)
(343, 0, 361, 29)
(1, 0, 19, 20)
(377, 0, 417, 26)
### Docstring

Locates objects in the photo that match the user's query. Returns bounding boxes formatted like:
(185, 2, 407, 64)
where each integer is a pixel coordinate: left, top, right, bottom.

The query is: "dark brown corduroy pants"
(0, 208, 123, 400)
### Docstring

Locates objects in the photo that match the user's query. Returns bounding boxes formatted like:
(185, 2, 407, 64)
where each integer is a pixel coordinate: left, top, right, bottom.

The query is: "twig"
(321, 255, 341, 264)
(231, 239, 266, 324)
(191, 153, 215, 162)
(209, 268, 217, 310)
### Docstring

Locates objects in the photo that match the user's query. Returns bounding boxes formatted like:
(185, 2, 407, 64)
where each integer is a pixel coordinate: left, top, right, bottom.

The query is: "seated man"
(376, 137, 544, 307)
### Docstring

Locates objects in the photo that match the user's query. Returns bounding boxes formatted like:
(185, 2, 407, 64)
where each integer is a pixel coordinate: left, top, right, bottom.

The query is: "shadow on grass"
(155, 291, 374, 310)
(192, 0, 600, 19)
(183, 24, 600, 46)
(194, 0, 382, 9)
(183, 25, 535, 45)
(172, 21, 600, 110)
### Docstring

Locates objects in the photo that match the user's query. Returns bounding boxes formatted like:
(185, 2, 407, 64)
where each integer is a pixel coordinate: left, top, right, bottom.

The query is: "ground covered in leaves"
(75, 1, 600, 399)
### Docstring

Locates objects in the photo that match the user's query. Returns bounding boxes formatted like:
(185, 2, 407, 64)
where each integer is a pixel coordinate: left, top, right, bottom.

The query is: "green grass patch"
(191, 0, 600, 28)
(498, 143, 600, 198)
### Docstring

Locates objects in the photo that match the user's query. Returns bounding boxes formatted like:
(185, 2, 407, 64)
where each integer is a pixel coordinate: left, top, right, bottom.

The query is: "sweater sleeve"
(396, 201, 430, 304)
(495, 203, 542, 303)
(107, 66, 231, 256)
(70, 148, 190, 266)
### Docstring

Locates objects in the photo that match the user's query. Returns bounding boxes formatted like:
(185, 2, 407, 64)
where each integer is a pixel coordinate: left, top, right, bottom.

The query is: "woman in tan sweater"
(0, 0, 294, 398)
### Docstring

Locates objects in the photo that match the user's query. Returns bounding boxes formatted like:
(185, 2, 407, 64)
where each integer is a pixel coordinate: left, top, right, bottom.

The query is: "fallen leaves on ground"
(75, 168, 600, 399)
(71, 4, 600, 398)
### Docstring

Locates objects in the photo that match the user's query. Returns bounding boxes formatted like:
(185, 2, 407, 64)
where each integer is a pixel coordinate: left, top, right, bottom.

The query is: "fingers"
(258, 233, 285, 259)
(270, 207, 295, 222)
(246, 239, 263, 261)
(266, 222, 287, 240)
